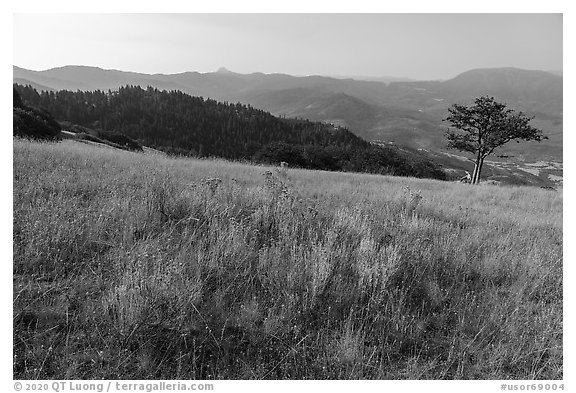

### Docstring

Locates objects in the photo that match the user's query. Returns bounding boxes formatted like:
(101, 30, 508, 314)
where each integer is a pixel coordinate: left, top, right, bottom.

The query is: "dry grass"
(13, 139, 562, 379)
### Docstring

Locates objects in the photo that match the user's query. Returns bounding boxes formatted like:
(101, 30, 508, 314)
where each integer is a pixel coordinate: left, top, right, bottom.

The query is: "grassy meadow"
(13, 138, 562, 379)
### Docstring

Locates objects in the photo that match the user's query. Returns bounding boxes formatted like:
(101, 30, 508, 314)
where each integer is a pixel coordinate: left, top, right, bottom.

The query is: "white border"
(4, 3, 572, 391)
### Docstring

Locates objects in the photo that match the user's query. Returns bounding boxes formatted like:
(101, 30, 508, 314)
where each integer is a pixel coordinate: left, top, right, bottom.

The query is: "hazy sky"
(13, 13, 562, 80)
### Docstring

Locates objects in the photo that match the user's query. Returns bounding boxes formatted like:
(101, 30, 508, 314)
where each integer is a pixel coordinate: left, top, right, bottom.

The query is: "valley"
(13, 65, 562, 186)
(13, 65, 563, 187)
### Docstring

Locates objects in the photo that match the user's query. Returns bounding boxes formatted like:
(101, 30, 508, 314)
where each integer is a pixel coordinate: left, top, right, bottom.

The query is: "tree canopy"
(444, 96, 546, 184)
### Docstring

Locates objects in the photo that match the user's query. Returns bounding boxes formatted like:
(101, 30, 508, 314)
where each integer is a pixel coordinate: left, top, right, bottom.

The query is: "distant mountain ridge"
(328, 74, 416, 83)
(14, 65, 562, 162)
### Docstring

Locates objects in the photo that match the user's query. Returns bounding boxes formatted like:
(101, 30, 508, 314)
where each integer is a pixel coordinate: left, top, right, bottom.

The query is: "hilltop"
(15, 78, 561, 188)
(13, 138, 562, 379)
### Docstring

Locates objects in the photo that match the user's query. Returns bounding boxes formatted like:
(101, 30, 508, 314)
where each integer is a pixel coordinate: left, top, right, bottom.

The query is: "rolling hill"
(14, 65, 562, 172)
(13, 137, 563, 379)
(14, 83, 449, 181)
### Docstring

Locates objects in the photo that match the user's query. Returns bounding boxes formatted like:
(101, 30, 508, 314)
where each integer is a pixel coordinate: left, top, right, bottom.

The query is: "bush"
(13, 107, 61, 140)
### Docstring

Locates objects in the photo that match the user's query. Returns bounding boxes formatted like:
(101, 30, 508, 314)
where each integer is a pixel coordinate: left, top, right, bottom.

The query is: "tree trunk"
(471, 150, 482, 185)
(471, 162, 479, 184)
(476, 157, 485, 184)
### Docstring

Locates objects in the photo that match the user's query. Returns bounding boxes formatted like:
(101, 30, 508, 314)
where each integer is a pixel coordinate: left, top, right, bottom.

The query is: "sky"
(13, 13, 563, 81)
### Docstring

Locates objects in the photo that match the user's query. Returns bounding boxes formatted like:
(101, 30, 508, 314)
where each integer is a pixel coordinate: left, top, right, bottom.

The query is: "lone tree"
(444, 96, 546, 184)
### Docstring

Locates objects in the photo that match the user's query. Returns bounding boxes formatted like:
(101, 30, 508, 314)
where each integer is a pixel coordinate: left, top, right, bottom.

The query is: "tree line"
(14, 84, 447, 180)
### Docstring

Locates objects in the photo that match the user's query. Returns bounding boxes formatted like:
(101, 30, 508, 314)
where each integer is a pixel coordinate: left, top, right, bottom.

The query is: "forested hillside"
(14, 84, 447, 180)
(13, 87, 61, 139)
(14, 65, 562, 162)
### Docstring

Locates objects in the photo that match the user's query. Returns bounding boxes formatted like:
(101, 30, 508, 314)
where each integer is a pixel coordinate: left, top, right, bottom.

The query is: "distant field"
(13, 139, 562, 379)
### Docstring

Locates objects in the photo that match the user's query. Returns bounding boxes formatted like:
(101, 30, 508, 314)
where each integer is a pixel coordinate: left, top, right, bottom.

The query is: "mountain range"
(13, 65, 562, 164)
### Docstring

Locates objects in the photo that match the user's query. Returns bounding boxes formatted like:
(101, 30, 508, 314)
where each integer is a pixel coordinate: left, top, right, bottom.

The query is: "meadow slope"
(13, 139, 562, 379)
